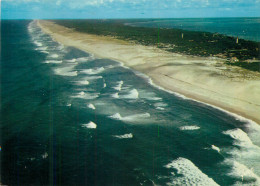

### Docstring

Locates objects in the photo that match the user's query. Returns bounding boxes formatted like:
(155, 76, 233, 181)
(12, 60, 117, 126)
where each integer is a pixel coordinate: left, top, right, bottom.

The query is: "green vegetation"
(226, 62, 260, 72)
(53, 19, 260, 72)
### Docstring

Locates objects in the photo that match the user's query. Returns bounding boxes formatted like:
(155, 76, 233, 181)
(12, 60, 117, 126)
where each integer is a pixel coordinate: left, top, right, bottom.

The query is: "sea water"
(1, 20, 260, 185)
(126, 17, 260, 42)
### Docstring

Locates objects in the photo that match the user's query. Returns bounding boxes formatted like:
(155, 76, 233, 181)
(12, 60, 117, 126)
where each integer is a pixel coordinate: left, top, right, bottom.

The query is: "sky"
(1, 0, 260, 19)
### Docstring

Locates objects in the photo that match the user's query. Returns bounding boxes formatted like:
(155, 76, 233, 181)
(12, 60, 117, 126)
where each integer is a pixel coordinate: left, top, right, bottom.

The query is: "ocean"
(1, 20, 260, 185)
(125, 17, 260, 42)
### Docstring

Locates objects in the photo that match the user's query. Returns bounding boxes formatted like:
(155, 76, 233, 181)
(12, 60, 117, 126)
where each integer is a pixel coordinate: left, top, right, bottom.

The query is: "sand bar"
(37, 20, 260, 124)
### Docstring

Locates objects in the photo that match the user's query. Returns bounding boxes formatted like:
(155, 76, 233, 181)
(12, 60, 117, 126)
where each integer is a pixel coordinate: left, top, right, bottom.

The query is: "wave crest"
(180, 125, 200, 131)
(165, 157, 219, 185)
(113, 133, 133, 139)
(82, 121, 97, 129)
(121, 89, 139, 99)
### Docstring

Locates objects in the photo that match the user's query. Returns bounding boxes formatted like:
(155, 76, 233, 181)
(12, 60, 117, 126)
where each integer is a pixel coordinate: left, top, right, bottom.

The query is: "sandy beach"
(37, 20, 260, 124)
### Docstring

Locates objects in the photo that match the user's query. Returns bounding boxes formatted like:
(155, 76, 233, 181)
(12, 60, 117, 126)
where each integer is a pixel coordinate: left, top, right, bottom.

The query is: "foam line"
(140, 91, 162, 101)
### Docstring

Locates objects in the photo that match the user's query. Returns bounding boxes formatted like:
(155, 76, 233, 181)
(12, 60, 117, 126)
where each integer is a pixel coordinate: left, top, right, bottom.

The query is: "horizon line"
(1, 16, 260, 20)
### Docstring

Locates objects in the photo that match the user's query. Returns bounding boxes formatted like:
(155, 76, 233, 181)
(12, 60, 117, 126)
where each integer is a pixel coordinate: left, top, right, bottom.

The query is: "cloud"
(3, 0, 260, 9)
(67, 0, 147, 8)
(2, 0, 40, 2)
(64, 0, 259, 9)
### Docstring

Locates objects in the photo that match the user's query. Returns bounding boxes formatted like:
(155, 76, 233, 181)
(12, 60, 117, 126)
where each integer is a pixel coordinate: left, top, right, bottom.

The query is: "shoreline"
(37, 20, 260, 125)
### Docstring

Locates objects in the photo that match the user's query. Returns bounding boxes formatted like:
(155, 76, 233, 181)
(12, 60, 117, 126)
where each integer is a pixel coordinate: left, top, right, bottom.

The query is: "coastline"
(37, 20, 260, 124)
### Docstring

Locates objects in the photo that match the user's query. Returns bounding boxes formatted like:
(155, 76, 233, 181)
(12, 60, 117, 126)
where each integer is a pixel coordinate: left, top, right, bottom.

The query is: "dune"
(37, 20, 260, 124)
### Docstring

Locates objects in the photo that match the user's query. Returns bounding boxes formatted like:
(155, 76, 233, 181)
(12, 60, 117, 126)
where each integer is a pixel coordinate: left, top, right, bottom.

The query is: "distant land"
(53, 19, 260, 72)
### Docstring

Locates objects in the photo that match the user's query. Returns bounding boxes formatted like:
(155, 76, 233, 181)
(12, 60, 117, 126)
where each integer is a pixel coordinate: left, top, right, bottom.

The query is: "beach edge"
(37, 19, 260, 125)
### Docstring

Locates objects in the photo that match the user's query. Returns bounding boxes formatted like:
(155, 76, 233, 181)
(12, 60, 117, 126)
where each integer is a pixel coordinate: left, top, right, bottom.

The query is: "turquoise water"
(126, 17, 260, 42)
(1, 20, 260, 185)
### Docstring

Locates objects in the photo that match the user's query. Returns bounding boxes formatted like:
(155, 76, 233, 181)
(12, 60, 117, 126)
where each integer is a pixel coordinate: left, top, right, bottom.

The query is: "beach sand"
(37, 20, 260, 124)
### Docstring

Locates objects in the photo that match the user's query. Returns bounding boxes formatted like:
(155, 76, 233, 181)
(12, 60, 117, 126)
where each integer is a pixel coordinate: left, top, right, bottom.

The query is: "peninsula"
(37, 20, 260, 124)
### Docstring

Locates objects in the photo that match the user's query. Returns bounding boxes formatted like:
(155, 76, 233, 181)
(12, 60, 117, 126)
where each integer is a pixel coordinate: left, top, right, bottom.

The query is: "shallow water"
(1, 20, 260, 185)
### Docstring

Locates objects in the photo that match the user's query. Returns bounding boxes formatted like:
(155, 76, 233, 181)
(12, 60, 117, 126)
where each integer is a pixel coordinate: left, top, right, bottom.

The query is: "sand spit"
(37, 20, 260, 124)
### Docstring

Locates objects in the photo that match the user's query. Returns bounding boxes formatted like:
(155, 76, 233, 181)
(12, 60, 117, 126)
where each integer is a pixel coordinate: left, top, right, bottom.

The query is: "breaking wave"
(44, 60, 63, 64)
(109, 112, 150, 122)
(54, 66, 78, 76)
(33, 41, 43, 47)
(73, 80, 90, 85)
(71, 91, 99, 100)
(65, 58, 77, 63)
(71, 91, 99, 99)
(154, 102, 168, 107)
(49, 54, 59, 58)
(165, 157, 219, 185)
(76, 55, 95, 62)
(211, 145, 221, 153)
(113, 81, 124, 91)
(111, 93, 119, 98)
(179, 125, 200, 131)
(222, 128, 260, 177)
(223, 159, 260, 185)
(82, 121, 97, 129)
(87, 104, 96, 110)
(35, 46, 48, 51)
(113, 133, 133, 139)
(121, 89, 139, 99)
(156, 107, 165, 110)
(223, 128, 254, 147)
(83, 76, 103, 80)
(81, 67, 105, 75)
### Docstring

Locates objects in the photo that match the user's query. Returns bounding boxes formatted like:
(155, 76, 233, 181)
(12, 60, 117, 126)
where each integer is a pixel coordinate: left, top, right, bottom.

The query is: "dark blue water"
(1, 20, 260, 185)
(126, 17, 260, 42)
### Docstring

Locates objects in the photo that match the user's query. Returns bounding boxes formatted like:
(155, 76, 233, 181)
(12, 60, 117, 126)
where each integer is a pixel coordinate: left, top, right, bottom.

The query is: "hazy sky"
(2, 0, 260, 19)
